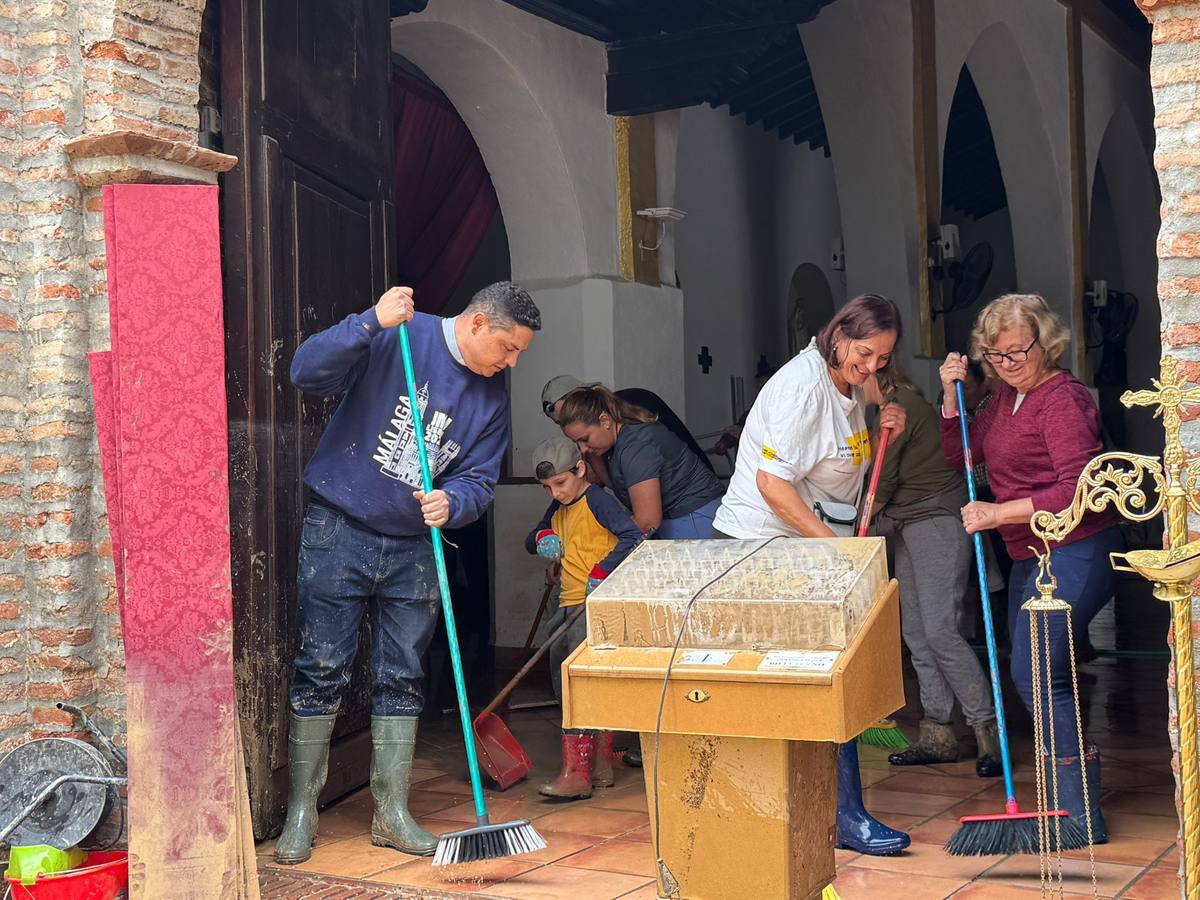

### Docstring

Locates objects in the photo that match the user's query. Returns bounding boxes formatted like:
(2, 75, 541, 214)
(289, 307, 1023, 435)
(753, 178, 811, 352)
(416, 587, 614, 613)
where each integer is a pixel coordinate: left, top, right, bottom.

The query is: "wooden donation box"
(562, 537, 903, 900)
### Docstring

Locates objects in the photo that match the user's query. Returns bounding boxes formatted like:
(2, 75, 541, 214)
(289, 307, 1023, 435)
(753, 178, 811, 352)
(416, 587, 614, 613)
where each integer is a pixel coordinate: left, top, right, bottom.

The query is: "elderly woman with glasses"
(938, 293, 1121, 845)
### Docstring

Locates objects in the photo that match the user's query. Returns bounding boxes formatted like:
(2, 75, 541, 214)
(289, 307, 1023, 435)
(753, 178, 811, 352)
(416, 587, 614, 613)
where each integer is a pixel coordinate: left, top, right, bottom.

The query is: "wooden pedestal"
(639, 733, 836, 900)
(562, 580, 902, 899)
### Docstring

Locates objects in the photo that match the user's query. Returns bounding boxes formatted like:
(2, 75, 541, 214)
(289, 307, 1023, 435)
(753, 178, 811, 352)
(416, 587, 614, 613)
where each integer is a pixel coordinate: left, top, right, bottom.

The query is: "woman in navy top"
(557, 385, 724, 539)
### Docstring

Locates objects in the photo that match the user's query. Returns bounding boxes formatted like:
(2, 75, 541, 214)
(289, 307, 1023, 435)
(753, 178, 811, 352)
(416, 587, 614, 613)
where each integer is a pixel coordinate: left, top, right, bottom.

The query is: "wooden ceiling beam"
(1054, 0, 1149, 68)
(606, 20, 793, 115)
(729, 64, 813, 118)
(771, 101, 824, 137)
(500, 0, 616, 41)
(724, 57, 810, 113)
(608, 21, 783, 75)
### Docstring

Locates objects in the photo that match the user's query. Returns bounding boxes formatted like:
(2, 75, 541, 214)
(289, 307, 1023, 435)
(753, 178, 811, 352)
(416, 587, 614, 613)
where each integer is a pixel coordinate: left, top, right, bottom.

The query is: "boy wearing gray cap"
(525, 435, 641, 799)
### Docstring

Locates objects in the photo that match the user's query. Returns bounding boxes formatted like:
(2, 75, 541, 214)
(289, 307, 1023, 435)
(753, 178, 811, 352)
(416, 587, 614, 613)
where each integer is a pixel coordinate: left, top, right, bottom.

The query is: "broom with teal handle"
(396, 322, 546, 866)
(944, 378, 1084, 855)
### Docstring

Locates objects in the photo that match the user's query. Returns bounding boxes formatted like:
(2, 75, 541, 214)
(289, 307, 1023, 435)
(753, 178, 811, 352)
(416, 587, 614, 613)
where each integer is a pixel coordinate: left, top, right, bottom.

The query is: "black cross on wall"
(697, 346, 713, 374)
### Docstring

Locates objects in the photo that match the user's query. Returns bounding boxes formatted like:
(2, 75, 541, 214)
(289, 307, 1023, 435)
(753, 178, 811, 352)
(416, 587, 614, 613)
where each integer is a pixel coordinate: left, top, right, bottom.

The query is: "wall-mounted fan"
(1084, 281, 1139, 388)
(930, 236, 994, 319)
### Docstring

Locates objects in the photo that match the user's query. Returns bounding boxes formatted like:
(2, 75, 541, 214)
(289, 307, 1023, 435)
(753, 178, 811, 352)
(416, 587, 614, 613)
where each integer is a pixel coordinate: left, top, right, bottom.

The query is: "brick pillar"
(0, 0, 229, 764)
(1141, 2, 1200, 892)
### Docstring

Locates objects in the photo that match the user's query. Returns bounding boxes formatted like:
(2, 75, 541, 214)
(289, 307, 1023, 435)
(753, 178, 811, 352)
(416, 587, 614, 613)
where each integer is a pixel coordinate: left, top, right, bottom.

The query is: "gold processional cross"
(1030, 357, 1200, 898)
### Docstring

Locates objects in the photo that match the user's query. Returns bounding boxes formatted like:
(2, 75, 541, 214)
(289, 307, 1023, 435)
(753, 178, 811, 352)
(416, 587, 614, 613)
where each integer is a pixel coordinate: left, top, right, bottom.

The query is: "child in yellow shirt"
(526, 436, 640, 799)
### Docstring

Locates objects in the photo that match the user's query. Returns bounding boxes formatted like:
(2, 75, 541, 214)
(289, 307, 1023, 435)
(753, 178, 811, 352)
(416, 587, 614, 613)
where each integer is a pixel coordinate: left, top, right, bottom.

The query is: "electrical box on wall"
(938, 224, 961, 262)
(831, 238, 846, 271)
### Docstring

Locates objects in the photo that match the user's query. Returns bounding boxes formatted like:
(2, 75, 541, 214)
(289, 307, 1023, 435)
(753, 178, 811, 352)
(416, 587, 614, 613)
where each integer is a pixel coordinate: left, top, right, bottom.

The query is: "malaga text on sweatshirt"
(290, 310, 509, 537)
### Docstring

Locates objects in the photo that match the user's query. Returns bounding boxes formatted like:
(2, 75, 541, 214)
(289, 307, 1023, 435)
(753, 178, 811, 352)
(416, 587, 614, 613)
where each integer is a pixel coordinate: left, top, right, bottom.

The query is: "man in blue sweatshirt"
(274, 281, 541, 865)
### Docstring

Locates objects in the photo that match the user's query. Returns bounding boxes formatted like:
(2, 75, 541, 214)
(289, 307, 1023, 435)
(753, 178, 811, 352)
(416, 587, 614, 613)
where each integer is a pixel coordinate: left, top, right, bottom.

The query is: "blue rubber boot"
(836, 740, 911, 856)
(1048, 744, 1108, 846)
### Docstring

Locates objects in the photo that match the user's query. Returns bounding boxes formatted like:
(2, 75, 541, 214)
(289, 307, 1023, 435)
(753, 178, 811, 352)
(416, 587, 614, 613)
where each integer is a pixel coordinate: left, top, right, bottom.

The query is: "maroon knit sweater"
(939, 371, 1115, 561)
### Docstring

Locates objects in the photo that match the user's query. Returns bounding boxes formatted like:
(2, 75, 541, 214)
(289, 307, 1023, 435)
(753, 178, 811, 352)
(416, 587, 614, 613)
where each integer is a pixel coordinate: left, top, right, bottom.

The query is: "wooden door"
(221, 0, 395, 837)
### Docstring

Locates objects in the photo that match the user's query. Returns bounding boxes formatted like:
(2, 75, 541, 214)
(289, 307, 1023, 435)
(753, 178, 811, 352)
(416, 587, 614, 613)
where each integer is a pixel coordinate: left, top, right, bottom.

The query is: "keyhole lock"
(685, 689, 710, 704)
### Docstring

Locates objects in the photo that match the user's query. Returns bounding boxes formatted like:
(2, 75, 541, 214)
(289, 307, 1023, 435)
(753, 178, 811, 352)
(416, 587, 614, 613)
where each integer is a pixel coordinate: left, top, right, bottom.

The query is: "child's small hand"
(535, 529, 563, 561)
(585, 565, 607, 596)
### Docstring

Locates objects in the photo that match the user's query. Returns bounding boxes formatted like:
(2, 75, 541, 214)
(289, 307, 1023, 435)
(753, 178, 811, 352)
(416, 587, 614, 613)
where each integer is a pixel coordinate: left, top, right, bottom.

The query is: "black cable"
(650, 534, 787, 890)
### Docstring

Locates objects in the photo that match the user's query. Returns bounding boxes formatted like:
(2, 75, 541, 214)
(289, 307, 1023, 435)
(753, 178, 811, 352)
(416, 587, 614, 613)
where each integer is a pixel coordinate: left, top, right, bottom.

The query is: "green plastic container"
(4, 845, 85, 886)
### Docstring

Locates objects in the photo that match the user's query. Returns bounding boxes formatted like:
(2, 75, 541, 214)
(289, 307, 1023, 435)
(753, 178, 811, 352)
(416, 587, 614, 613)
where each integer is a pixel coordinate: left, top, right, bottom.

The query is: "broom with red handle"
(944, 379, 1085, 855)
(855, 427, 912, 751)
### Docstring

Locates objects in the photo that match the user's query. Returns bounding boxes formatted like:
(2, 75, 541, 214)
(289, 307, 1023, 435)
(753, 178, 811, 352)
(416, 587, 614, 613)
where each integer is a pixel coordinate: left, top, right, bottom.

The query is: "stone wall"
(0, 0, 206, 754)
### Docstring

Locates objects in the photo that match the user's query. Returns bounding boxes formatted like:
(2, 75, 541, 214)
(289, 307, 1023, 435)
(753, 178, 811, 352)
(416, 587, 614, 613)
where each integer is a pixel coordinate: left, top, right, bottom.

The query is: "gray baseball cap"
(532, 436, 581, 480)
(541, 375, 586, 414)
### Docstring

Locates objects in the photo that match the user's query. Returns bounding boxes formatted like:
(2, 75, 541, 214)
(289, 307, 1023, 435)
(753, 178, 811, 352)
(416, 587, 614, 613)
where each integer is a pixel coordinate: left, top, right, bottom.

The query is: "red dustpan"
(474, 605, 586, 790)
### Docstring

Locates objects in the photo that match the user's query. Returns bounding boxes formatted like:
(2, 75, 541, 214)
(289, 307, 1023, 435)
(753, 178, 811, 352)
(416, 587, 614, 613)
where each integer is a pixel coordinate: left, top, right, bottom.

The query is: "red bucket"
(3, 851, 129, 900)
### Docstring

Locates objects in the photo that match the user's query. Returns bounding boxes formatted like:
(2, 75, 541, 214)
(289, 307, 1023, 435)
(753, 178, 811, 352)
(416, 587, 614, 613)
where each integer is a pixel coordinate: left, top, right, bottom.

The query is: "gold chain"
(1043, 613, 1065, 896)
(1064, 611, 1098, 898)
(1030, 611, 1051, 896)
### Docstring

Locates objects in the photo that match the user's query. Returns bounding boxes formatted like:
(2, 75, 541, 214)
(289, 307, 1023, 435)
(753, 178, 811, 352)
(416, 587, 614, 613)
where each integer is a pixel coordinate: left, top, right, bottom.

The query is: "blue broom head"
(945, 811, 1089, 857)
(433, 819, 547, 867)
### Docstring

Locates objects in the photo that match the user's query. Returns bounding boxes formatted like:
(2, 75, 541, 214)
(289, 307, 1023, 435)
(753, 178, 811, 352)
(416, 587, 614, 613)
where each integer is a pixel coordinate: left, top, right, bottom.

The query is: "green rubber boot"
(370, 716, 439, 856)
(274, 713, 337, 864)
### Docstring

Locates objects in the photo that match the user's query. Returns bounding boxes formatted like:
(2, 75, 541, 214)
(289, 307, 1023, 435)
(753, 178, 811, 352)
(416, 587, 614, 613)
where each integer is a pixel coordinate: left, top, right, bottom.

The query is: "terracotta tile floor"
(260, 628, 1182, 898)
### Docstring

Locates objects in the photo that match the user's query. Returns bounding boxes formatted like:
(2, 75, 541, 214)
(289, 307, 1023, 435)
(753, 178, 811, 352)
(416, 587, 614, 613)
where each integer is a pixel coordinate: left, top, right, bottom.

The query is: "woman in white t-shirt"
(713, 293, 912, 857)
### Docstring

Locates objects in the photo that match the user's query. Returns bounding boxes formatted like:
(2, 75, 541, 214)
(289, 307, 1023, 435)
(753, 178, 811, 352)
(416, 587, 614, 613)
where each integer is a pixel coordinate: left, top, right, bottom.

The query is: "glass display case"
(586, 537, 888, 652)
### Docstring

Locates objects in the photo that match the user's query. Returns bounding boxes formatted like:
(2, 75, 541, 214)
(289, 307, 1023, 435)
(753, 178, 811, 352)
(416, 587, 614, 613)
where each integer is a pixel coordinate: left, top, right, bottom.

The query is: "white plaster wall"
(1081, 28, 1155, 203)
(1080, 29, 1160, 453)
(674, 104, 844, 439)
(491, 482, 556, 648)
(1090, 108, 1162, 453)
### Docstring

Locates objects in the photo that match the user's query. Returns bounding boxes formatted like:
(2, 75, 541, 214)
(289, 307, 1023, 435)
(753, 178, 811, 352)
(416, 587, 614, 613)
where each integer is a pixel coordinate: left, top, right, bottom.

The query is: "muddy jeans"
(1008, 525, 1123, 752)
(289, 499, 441, 717)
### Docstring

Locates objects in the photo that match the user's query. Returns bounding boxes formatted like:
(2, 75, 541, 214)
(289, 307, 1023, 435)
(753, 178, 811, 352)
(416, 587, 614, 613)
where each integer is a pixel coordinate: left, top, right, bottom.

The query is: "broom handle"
(480, 605, 586, 718)
(397, 322, 490, 825)
(955, 381, 1018, 810)
(857, 427, 892, 537)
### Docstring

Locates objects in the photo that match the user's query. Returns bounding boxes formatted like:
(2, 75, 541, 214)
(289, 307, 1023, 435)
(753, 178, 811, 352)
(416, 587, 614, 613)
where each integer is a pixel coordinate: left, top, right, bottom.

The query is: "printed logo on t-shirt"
(844, 429, 872, 467)
(373, 382, 462, 487)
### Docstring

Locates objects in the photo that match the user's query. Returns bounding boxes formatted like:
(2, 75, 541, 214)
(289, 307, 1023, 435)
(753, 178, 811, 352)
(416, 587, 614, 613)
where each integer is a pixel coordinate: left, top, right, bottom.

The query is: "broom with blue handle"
(944, 378, 1085, 855)
(396, 321, 546, 866)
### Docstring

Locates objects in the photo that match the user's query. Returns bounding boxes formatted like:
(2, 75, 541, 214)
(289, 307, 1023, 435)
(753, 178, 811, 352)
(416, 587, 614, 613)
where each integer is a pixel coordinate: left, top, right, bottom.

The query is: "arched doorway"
(389, 18, 591, 284)
(938, 65, 1017, 354)
(1087, 105, 1162, 456)
(390, 58, 512, 317)
(786, 262, 836, 358)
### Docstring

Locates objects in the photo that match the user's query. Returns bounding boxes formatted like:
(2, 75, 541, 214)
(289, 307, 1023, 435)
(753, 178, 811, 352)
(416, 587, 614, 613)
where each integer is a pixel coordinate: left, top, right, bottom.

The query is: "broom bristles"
(945, 812, 1090, 856)
(857, 719, 911, 750)
(433, 819, 547, 867)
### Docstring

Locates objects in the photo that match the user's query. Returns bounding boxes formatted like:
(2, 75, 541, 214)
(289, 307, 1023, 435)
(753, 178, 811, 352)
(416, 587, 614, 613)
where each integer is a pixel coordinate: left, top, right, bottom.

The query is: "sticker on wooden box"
(757, 650, 840, 672)
(677, 650, 735, 667)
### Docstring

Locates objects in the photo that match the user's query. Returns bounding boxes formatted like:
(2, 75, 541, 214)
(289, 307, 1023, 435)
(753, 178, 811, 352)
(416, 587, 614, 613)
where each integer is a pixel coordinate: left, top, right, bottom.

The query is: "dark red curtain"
(392, 69, 499, 314)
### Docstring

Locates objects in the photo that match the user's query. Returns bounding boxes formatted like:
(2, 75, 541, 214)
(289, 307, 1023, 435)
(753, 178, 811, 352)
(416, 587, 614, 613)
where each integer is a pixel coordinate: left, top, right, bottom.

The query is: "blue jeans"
(655, 497, 721, 539)
(289, 500, 441, 717)
(1008, 525, 1123, 752)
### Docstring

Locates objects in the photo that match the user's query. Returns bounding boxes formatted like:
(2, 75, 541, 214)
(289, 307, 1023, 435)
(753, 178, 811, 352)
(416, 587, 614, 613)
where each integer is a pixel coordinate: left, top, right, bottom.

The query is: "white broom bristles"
(432, 821, 547, 867)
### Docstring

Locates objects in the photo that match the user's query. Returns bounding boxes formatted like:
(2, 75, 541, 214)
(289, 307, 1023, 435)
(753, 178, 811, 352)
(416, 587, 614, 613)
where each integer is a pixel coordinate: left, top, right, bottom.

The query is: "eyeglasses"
(981, 336, 1038, 366)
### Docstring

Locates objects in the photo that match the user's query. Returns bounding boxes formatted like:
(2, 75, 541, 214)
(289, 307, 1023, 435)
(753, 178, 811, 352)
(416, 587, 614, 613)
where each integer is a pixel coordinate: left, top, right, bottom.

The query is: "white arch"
(959, 21, 1071, 319)
(389, 15, 592, 283)
(1091, 102, 1159, 279)
(1090, 102, 1162, 452)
